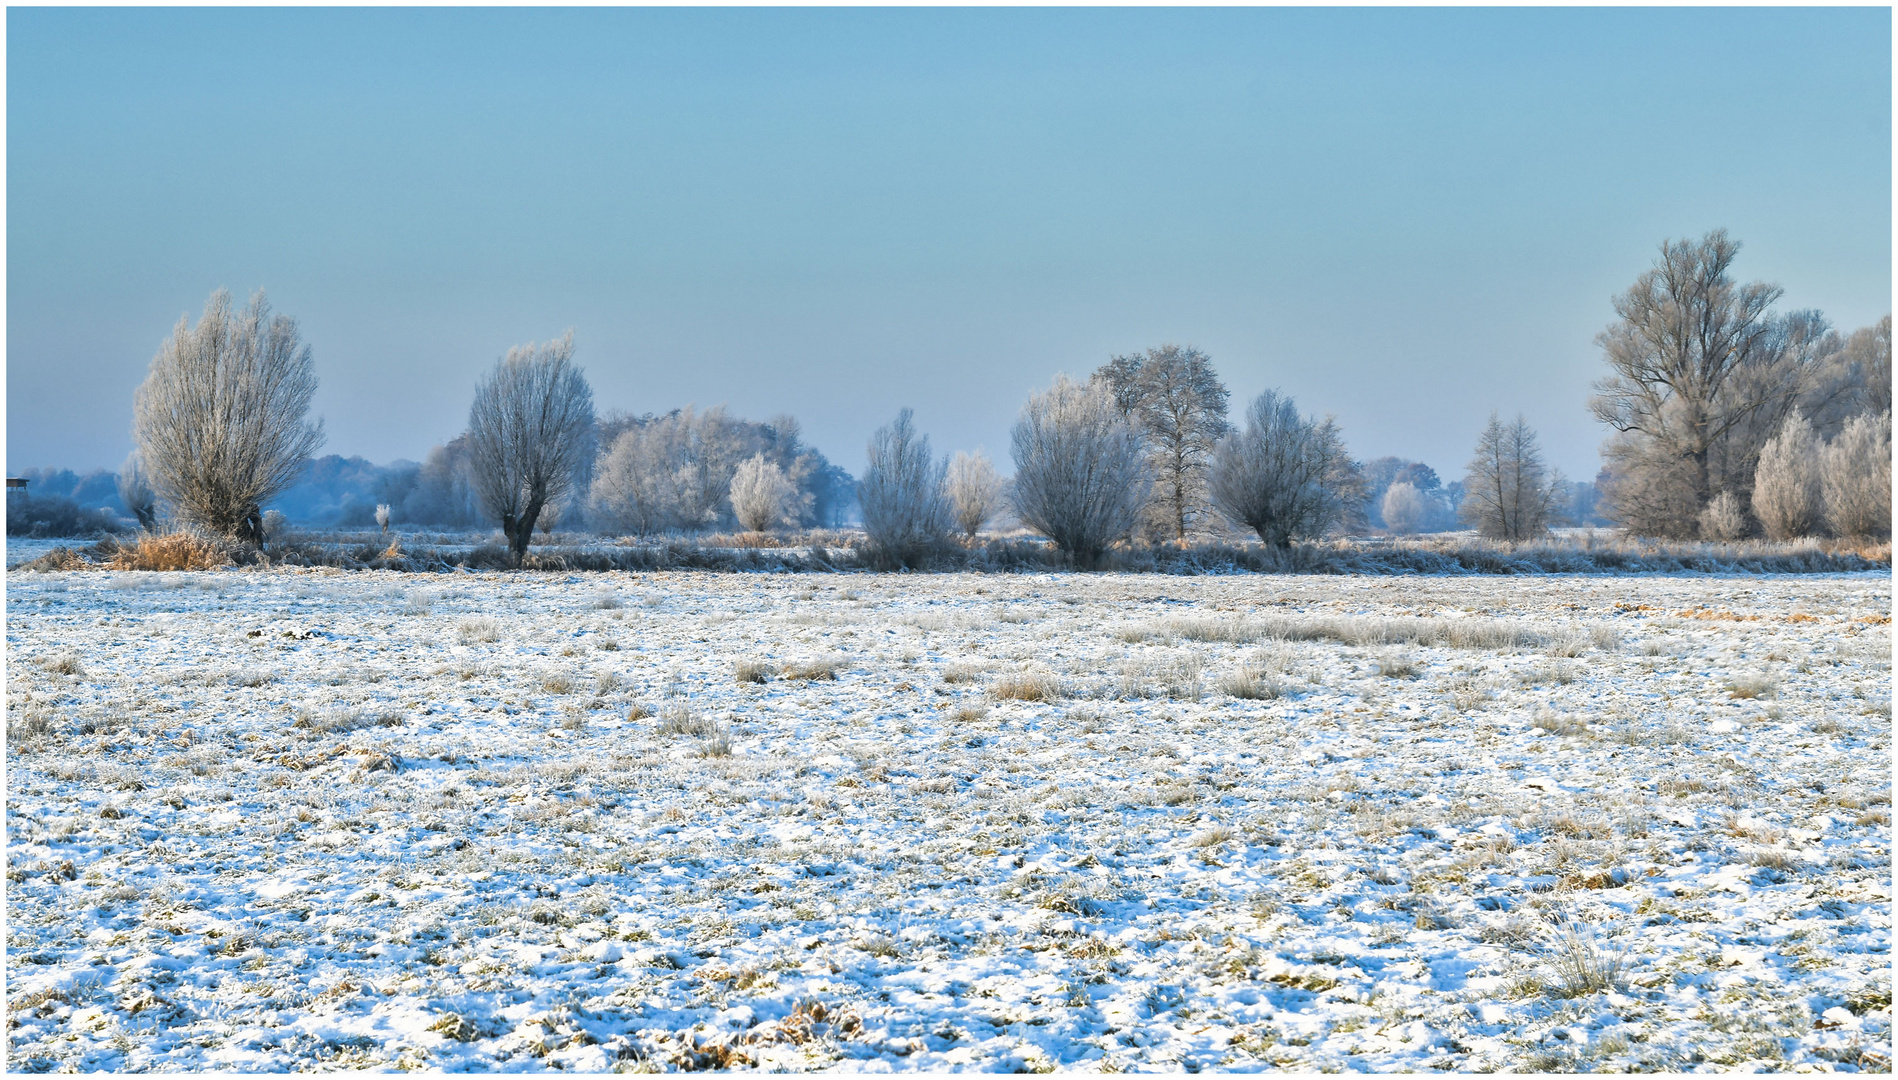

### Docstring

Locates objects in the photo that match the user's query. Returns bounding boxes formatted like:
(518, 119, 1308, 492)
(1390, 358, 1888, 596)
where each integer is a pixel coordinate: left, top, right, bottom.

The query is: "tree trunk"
(243, 506, 266, 552)
(510, 496, 547, 566)
(501, 513, 520, 565)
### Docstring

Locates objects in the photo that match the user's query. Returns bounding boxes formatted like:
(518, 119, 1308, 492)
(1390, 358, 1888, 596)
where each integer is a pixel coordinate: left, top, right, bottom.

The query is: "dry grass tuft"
(657, 704, 719, 738)
(782, 657, 843, 681)
(1532, 710, 1589, 737)
(293, 707, 374, 734)
(1726, 674, 1778, 700)
(990, 667, 1064, 702)
(1374, 650, 1418, 679)
(951, 703, 991, 724)
(1549, 926, 1626, 997)
(1216, 664, 1283, 700)
(108, 531, 233, 572)
(735, 658, 776, 685)
(39, 653, 86, 677)
(457, 618, 501, 645)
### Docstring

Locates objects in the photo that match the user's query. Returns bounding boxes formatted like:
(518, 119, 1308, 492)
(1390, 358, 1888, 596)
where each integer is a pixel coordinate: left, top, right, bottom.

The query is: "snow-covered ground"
(5, 567, 1890, 1072)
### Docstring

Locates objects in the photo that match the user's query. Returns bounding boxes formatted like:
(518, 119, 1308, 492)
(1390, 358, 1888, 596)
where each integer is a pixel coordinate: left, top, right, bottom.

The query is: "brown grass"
(782, 657, 842, 681)
(735, 658, 776, 684)
(108, 532, 233, 572)
(989, 667, 1063, 702)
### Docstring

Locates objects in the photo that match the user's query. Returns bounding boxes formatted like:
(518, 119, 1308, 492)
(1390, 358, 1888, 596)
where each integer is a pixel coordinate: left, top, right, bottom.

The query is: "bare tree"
(1094, 345, 1230, 541)
(1592, 230, 1838, 536)
(1697, 490, 1748, 541)
(1011, 376, 1151, 566)
(466, 331, 595, 564)
(1820, 411, 1892, 540)
(945, 450, 1006, 541)
(117, 450, 158, 531)
(1208, 390, 1351, 548)
(1460, 413, 1561, 541)
(858, 409, 950, 566)
(132, 289, 325, 546)
(1381, 482, 1425, 535)
(1751, 411, 1822, 540)
(1843, 315, 1893, 418)
(730, 453, 795, 533)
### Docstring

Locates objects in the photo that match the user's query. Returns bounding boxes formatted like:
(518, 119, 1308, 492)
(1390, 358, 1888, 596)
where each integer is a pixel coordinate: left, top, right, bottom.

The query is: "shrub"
(1753, 411, 1823, 540)
(1821, 412, 1892, 540)
(730, 453, 796, 534)
(1381, 482, 1425, 535)
(1697, 490, 1748, 541)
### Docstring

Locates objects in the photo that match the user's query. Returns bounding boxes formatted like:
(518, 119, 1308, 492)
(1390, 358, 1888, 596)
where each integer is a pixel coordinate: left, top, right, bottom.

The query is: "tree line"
(80, 229, 1891, 559)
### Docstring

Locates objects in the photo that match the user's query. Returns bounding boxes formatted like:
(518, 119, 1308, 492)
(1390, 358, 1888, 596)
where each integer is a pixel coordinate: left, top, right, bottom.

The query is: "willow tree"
(132, 289, 325, 547)
(466, 332, 596, 564)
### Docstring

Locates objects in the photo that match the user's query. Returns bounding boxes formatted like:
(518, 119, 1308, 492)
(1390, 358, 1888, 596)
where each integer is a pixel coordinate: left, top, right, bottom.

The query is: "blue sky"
(8, 7, 1891, 480)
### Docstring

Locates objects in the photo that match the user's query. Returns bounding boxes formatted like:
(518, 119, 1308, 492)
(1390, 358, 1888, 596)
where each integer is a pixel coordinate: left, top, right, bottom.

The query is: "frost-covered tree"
(1820, 411, 1892, 540)
(374, 503, 391, 533)
(1751, 411, 1822, 541)
(1697, 490, 1748, 541)
(589, 407, 824, 534)
(117, 450, 158, 531)
(466, 331, 596, 564)
(1842, 315, 1893, 419)
(858, 409, 949, 566)
(1591, 230, 1865, 537)
(1460, 413, 1561, 541)
(132, 289, 326, 547)
(730, 453, 796, 533)
(1094, 345, 1229, 541)
(1381, 482, 1425, 535)
(1011, 376, 1151, 566)
(1207, 390, 1352, 548)
(945, 450, 1006, 541)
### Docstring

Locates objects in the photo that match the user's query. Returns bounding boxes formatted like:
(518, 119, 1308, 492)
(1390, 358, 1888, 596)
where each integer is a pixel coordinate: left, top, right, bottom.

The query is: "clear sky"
(8, 7, 1891, 481)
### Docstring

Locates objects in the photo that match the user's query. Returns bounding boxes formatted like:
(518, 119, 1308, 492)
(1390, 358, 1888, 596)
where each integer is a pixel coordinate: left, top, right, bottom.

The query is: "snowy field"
(5, 566, 1891, 1072)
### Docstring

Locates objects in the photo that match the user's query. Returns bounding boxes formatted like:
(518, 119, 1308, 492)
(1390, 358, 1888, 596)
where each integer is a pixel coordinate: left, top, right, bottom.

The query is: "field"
(5, 564, 1892, 1071)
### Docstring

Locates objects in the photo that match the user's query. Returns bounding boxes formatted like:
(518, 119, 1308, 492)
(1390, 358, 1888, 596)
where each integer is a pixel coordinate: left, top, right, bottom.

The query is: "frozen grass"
(12, 528, 1890, 576)
(1148, 612, 1550, 651)
(2, 567, 1889, 1072)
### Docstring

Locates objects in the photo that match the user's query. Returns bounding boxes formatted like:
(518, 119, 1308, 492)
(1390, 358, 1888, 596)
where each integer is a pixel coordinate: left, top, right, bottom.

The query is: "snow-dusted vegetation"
(5, 566, 1890, 1071)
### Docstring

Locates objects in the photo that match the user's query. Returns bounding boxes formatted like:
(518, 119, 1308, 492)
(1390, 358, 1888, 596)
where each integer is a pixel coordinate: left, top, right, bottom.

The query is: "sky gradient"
(8, 7, 1891, 481)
